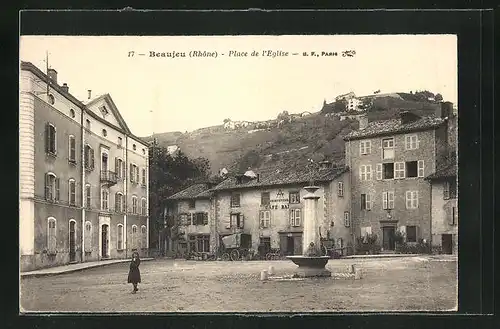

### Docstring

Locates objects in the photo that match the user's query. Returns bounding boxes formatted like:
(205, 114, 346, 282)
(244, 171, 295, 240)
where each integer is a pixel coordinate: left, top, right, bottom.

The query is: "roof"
(167, 183, 213, 200)
(426, 162, 457, 181)
(20, 61, 148, 146)
(343, 115, 446, 141)
(211, 165, 349, 192)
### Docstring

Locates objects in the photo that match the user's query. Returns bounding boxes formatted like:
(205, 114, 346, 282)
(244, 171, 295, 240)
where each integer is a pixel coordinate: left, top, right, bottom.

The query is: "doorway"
(101, 224, 109, 258)
(69, 220, 76, 262)
(382, 226, 396, 251)
(442, 234, 453, 254)
(101, 153, 108, 172)
(286, 236, 294, 255)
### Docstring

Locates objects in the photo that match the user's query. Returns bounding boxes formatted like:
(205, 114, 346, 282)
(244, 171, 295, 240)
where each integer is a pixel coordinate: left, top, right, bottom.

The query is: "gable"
(85, 94, 131, 134)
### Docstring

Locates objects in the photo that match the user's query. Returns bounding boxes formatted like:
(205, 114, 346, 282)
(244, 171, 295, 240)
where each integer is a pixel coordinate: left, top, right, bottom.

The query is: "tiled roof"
(211, 165, 348, 191)
(426, 163, 457, 180)
(167, 183, 212, 200)
(344, 115, 445, 141)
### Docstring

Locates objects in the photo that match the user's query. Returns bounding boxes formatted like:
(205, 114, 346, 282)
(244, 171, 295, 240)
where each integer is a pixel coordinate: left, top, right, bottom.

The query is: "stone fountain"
(287, 185, 331, 277)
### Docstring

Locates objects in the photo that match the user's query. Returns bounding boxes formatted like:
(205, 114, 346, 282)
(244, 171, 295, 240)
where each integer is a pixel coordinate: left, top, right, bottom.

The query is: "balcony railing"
(100, 170, 118, 186)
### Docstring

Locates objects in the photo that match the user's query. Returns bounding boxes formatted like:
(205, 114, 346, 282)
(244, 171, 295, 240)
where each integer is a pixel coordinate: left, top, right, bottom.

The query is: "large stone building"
(20, 61, 149, 271)
(165, 163, 353, 257)
(343, 103, 455, 252)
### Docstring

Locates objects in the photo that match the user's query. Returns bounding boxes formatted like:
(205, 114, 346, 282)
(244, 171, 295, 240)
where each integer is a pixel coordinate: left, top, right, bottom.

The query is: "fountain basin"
(286, 256, 332, 278)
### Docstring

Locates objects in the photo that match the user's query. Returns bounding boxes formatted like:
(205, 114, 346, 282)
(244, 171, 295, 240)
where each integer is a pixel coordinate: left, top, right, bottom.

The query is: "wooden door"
(102, 224, 109, 258)
(442, 234, 453, 254)
(382, 226, 395, 250)
(69, 221, 76, 262)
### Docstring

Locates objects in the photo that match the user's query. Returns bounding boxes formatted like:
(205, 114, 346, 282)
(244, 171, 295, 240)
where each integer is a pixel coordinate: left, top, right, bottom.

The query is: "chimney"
(47, 68, 58, 84)
(437, 101, 453, 119)
(61, 83, 69, 93)
(399, 111, 421, 125)
(358, 114, 368, 130)
(88, 90, 92, 100)
(319, 160, 332, 170)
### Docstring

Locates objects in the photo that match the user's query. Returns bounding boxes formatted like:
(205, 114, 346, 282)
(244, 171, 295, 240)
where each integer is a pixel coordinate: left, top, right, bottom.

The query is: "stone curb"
(20, 258, 155, 278)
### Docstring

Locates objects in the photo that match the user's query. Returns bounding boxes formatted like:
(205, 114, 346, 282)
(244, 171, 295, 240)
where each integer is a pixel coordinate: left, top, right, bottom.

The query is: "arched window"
(85, 184, 91, 209)
(115, 192, 124, 213)
(44, 172, 60, 202)
(68, 135, 76, 163)
(131, 196, 138, 214)
(68, 178, 76, 206)
(69, 108, 75, 118)
(101, 188, 109, 210)
(131, 225, 138, 250)
(141, 168, 147, 186)
(140, 225, 147, 249)
(141, 198, 147, 216)
(84, 221, 92, 252)
(117, 224, 124, 250)
(47, 217, 57, 254)
(45, 123, 57, 155)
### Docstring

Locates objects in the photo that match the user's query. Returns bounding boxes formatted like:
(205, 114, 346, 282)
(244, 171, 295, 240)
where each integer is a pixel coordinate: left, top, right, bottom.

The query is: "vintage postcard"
(19, 34, 458, 313)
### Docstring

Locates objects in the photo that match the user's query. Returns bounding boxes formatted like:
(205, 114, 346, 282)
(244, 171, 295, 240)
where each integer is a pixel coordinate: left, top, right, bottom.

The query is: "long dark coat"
(127, 257, 141, 284)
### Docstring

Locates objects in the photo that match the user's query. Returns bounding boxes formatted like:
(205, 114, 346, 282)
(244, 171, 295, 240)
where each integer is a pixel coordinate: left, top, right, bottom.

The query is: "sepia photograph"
(19, 34, 458, 313)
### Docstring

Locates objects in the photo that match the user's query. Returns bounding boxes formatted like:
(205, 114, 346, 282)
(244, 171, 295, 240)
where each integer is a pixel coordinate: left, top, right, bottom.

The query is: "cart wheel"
(321, 245, 328, 256)
(221, 253, 230, 261)
(230, 249, 240, 261)
(266, 253, 273, 261)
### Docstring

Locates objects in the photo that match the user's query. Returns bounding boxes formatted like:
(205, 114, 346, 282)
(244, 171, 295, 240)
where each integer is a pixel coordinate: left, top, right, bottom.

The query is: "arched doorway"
(69, 220, 76, 262)
(102, 224, 109, 258)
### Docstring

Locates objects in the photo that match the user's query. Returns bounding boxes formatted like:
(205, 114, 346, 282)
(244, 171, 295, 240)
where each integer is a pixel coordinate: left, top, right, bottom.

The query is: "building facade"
(343, 104, 454, 252)
(20, 62, 149, 272)
(426, 163, 458, 254)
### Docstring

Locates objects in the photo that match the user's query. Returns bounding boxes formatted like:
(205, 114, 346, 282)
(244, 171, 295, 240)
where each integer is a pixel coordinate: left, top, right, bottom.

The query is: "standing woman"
(128, 251, 141, 293)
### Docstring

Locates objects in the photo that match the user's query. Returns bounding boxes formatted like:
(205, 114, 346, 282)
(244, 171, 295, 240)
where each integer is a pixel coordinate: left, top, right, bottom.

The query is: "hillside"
(144, 95, 443, 175)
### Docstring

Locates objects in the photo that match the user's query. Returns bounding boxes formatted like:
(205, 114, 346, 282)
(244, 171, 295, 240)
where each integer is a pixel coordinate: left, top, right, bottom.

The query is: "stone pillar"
(302, 186, 321, 255)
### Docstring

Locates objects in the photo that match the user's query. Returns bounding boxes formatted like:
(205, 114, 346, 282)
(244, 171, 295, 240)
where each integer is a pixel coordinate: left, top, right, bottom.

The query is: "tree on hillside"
(434, 93, 443, 102)
(149, 147, 211, 253)
(358, 98, 372, 111)
(332, 99, 348, 113)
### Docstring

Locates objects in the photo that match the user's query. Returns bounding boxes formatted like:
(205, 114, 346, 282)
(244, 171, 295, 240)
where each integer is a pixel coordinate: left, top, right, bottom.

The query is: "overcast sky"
(20, 35, 457, 137)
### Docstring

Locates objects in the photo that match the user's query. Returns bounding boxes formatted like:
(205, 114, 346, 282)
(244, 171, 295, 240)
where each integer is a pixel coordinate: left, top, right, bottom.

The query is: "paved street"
(20, 255, 457, 313)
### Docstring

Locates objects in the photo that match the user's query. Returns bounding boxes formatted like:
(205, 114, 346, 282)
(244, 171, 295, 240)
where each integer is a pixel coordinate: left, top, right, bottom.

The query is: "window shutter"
(55, 178, 60, 201)
(359, 166, 364, 180)
(203, 213, 208, 225)
(136, 167, 140, 183)
(417, 160, 425, 177)
(45, 123, 50, 152)
(416, 135, 420, 149)
(239, 215, 245, 229)
(405, 191, 411, 209)
(376, 164, 382, 180)
(115, 194, 119, 212)
(448, 207, 454, 225)
(115, 158, 119, 174)
(90, 148, 95, 169)
(416, 226, 421, 242)
(388, 191, 395, 209)
(289, 209, 294, 226)
(382, 192, 388, 209)
(130, 165, 134, 182)
(122, 196, 126, 213)
(366, 194, 372, 210)
(359, 142, 363, 155)
(296, 209, 301, 226)
(225, 216, 231, 229)
(44, 173, 50, 199)
(443, 182, 450, 199)
(260, 211, 264, 227)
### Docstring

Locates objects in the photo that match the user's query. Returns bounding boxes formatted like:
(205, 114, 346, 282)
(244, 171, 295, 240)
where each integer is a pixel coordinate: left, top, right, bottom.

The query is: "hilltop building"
(20, 61, 149, 271)
(343, 102, 455, 252)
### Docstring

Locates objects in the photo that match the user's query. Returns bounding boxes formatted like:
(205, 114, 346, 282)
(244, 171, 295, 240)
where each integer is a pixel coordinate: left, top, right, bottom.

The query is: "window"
(261, 192, 270, 206)
(289, 191, 300, 204)
(360, 226, 372, 237)
(444, 180, 457, 199)
(68, 179, 76, 206)
(450, 206, 457, 225)
(406, 226, 417, 243)
(230, 213, 244, 228)
(141, 226, 147, 249)
(133, 144, 137, 151)
(130, 164, 138, 183)
(196, 234, 210, 252)
(84, 145, 95, 170)
(359, 165, 372, 181)
(142, 148, 146, 155)
(193, 212, 208, 225)
(405, 135, 419, 150)
(132, 196, 138, 214)
(188, 200, 196, 209)
(141, 168, 147, 186)
(180, 213, 190, 226)
(115, 158, 124, 180)
(361, 193, 372, 210)
(44, 173, 60, 202)
(230, 193, 240, 208)
(394, 162, 405, 179)
(359, 140, 371, 155)
(405, 191, 419, 209)
(69, 109, 75, 118)
(131, 225, 138, 249)
(85, 184, 91, 208)
(344, 211, 350, 227)
(406, 161, 418, 178)
(45, 123, 57, 155)
(141, 198, 147, 215)
(382, 138, 395, 159)
(337, 182, 344, 197)
(115, 193, 123, 212)
(48, 94, 55, 105)
(382, 191, 395, 209)
(47, 217, 57, 254)
(102, 129, 107, 137)
(118, 137, 123, 148)
(84, 221, 92, 252)
(260, 210, 271, 228)
(290, 209, 301, 227)
(68, 135, 76, 163)
(101, 188, 109, 210)
(117, 224, 124, 250)
(417, 160, 425, 177)
(382, 163, 394, 179)
(86, 119, 91, 130)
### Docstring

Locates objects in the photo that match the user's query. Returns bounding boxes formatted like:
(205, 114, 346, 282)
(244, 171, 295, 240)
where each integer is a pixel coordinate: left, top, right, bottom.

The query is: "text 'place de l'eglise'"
(19, 62, 458, 271)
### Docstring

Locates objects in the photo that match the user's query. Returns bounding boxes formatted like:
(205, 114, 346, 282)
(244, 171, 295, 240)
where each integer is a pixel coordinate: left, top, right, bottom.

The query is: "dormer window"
(133, 144, 136, 151)
(102, 129, 107, 137)
(48, 94, 55, 105)
(99, 105, 109, 117)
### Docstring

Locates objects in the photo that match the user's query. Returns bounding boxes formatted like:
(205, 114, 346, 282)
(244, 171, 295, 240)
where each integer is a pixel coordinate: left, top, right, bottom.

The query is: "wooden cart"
(220, 233, 252, 261)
